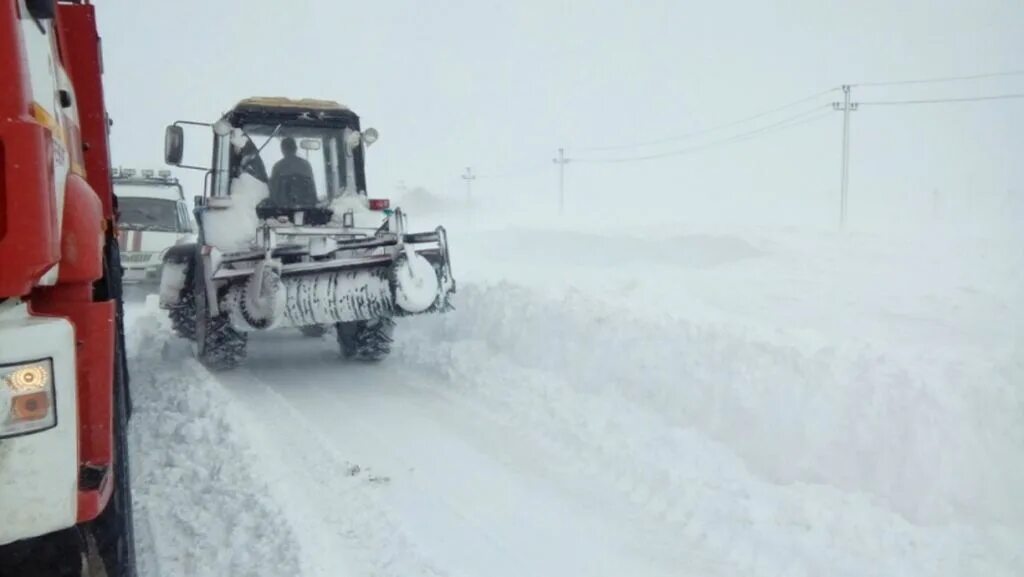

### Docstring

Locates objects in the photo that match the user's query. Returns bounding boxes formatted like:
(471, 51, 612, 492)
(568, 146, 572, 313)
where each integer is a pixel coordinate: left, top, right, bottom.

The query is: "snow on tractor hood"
(202, 174, 269, 252)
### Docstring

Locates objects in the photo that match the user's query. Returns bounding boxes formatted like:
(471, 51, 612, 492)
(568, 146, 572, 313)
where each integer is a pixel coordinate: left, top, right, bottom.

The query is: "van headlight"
(0, 359, 56, 438)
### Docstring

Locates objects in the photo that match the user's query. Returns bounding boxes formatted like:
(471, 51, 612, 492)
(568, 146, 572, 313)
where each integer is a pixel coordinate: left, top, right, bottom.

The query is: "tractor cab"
(227, 99, 377, 223)
(167, 98, 380, 227)
(158, 97, 454, 370)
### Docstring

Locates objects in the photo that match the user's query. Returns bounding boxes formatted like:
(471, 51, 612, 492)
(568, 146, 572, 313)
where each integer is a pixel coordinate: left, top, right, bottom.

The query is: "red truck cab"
(0, 1, 133, 575)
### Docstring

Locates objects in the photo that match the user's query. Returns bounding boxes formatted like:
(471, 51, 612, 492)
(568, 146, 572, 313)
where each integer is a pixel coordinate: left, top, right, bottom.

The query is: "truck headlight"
(0, 359, 56, 438)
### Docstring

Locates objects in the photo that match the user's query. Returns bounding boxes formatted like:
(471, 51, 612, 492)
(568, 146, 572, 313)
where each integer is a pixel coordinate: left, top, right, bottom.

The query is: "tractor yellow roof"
(235, 97, 349, 111)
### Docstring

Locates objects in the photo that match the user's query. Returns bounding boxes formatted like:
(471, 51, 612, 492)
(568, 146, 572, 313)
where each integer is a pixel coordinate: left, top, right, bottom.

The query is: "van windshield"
(118, 197, 182, 232)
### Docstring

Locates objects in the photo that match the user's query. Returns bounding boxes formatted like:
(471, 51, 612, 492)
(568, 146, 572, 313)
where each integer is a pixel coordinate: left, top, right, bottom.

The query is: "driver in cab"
(269, 136, 316, 206)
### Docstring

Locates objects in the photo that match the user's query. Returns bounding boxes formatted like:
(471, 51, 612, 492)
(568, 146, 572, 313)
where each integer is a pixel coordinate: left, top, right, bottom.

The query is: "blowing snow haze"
(101, 0, 1024, 229)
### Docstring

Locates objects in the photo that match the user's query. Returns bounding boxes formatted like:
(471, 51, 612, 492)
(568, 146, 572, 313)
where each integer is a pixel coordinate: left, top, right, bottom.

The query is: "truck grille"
(122, 252, 155, 264)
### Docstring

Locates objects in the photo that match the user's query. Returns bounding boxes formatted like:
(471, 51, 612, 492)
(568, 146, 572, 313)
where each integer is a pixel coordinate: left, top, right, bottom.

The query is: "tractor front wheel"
(193, 260, 247, 371)
(168, 260, 196, 340)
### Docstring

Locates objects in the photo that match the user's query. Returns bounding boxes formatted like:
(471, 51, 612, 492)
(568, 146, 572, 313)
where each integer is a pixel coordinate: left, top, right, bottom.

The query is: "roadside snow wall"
(400, 283, 1024, 527)
(127, 301, 303, 577)
(394, 282, 1023, 576)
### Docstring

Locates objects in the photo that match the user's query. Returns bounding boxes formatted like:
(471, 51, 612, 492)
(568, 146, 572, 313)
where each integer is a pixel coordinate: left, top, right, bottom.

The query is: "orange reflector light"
(11, 392, 50, 422)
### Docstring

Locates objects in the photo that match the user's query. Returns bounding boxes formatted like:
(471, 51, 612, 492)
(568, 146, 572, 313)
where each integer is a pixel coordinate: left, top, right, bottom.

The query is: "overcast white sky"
(98, 0, 1024, 227)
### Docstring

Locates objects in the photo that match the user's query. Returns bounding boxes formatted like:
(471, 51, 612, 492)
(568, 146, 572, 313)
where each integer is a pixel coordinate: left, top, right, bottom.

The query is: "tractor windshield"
(232, 124, 359, 207)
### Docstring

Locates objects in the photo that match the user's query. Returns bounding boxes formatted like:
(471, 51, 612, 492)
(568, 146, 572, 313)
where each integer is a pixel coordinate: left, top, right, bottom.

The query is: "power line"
(853, 69, 1024, 87)
(858, 93, 1024, 106)
(570, 86, 839, 152)
(574, 106, 832, 164)
(512, 75, 1023, 187)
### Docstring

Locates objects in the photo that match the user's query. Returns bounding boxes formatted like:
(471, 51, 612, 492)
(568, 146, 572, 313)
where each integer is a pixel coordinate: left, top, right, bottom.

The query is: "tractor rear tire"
(336, 318, 395, 361)
(0, 529, 83, 577)
(168, 260, 196, 340)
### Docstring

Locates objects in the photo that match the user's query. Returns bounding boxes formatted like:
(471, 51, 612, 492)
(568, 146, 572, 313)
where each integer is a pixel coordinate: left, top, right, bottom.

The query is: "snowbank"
(125, 300, 439, 577)
(126, 304, 303, 577)
(395, 281, 1023, 576)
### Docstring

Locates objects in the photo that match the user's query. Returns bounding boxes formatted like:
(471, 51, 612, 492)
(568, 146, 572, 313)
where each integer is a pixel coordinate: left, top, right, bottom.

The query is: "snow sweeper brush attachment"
(158, 214, 455, 369)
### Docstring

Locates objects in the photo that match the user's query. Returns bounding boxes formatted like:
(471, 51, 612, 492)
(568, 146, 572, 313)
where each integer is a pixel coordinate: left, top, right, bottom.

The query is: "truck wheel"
(193, 261, 247, 371)
(336, 318, 395, 361)
(0, 529, 83, 577)
(168, 260, 196, 340)
(89, 323, 136, 577)
(299, 325, 327, 338)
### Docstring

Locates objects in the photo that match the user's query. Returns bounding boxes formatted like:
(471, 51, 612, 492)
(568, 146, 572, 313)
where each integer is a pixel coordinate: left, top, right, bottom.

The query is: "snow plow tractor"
(159, 97, 455, 370)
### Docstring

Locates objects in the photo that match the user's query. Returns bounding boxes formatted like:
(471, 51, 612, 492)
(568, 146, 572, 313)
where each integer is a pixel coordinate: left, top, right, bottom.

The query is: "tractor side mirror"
(26, 0, 56, 20)
(344, 128, 380, 152)
(362, 127, 379, 148)
(165, 125, 184, 166)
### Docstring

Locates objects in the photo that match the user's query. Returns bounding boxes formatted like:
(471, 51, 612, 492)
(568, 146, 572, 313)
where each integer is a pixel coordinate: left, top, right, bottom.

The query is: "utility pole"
(552, 148, 570, 214)
(462, 167, 476, 205)
(832, 85, 859, 230)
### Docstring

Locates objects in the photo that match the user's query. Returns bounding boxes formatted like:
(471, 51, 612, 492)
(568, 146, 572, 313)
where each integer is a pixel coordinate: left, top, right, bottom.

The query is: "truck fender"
(56, 173, 104, 284)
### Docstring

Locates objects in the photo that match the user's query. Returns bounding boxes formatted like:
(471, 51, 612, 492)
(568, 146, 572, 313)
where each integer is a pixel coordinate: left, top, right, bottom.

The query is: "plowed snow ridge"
(394, 283, 1021, 576)
(128, 309, 303, 577)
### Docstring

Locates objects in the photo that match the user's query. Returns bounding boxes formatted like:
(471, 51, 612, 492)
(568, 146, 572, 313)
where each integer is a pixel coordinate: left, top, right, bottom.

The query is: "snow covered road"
(219, 333, 703, 577)
(125, 219, 1024, 577)
(128, 313, 711, 577)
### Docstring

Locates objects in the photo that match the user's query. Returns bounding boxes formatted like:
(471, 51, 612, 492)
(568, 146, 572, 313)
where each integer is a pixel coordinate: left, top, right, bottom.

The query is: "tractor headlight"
(0, 359, 56, 438)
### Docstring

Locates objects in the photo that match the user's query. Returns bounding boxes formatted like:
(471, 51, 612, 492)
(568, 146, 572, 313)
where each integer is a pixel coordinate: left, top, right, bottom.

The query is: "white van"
(113, 168, 196, 283)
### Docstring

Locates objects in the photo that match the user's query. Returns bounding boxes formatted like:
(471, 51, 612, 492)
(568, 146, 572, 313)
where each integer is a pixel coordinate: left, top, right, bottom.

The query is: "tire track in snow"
(217, 363, 448, 577)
